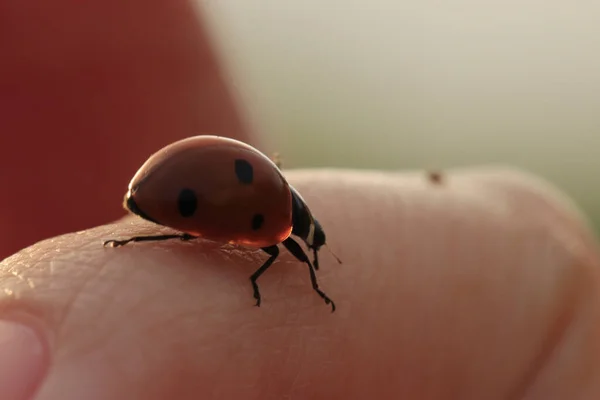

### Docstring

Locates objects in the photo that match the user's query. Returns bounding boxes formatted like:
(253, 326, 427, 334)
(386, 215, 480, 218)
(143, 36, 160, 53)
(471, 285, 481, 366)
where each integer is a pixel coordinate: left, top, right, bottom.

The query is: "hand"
(2, 2, 600, 399)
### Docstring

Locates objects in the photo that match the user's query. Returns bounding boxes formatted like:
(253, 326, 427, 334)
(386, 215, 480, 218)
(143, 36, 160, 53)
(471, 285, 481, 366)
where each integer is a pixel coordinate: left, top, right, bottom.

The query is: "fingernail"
(0, 318, 49, 400)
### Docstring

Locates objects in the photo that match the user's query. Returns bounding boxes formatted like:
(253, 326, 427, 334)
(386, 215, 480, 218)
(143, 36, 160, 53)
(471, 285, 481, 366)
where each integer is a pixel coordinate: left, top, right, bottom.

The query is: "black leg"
(312, 248, 320, 271)
(103, 233, 196, 247)
(251, 245, 280, 307)
(282, 237, 336, 312)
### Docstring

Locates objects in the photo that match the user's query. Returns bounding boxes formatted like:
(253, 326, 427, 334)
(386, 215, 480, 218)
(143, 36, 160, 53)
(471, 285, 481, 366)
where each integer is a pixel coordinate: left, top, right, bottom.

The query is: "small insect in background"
(104, 135, 340, 312)
(426, 170, 444, 185)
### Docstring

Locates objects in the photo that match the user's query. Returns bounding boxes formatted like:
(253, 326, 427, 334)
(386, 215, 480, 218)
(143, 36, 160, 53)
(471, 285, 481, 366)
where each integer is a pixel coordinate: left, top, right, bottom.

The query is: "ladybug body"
(104, 135, 336, 311)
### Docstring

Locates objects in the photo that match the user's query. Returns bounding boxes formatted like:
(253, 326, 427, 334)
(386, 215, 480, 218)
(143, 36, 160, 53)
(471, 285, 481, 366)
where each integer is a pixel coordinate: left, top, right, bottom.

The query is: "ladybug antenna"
(325, 244, 343, 264)
(310, 244, 341, 271)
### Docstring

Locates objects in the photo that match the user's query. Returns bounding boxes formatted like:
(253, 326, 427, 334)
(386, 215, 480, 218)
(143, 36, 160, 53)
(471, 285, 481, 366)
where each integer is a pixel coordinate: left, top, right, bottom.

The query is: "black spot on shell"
(251, 214, 264, 230)
(235, 159, 253, 184)
(178, 188, 197, 217)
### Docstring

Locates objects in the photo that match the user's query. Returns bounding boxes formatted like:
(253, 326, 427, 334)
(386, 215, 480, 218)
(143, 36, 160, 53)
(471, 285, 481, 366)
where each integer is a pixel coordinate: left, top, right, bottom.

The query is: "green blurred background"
(201, 1, 600, 231)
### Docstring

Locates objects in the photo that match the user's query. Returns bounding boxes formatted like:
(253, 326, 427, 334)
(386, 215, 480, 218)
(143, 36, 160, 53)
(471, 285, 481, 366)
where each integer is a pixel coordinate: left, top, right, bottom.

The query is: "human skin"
(2, 1, 600, 399)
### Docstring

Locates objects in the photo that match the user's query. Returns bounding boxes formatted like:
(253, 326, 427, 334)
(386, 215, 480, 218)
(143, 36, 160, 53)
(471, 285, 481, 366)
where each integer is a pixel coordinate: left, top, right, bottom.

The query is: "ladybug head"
(309, 219, 326, 270)
(311, 219, 326, 250)
(309, 218, 342, 270)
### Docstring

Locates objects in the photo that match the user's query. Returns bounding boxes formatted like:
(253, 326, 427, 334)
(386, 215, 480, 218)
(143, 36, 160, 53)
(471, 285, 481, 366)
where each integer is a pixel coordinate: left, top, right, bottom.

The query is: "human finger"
(0, 168, 598, 399)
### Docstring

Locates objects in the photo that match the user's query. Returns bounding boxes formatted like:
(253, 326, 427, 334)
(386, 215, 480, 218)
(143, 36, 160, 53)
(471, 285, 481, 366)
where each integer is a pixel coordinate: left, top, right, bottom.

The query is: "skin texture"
(1, 1, 600, 399)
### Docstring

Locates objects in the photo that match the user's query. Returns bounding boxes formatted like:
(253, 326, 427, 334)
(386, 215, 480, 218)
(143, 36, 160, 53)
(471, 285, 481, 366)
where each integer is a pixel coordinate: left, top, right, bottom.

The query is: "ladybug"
(103, 135, 338, 312)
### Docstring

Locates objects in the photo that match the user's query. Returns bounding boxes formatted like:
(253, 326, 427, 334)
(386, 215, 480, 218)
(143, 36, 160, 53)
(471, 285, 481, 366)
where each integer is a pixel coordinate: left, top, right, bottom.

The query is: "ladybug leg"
(282, 238, 336, 312)
(312, 248, 320, 271)
(103, 233, 195, 247)
(252, 245, 280, 307)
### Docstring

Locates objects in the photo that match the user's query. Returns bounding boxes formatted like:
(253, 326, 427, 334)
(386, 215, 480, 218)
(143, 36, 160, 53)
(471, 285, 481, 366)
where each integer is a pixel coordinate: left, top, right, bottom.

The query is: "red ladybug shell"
(124, 135, 293, 248)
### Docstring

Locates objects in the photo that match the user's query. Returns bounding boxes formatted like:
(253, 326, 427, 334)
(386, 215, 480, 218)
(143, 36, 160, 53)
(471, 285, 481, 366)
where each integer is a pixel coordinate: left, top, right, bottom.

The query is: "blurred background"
(204, 0, 600, 220)
(1, 1, 599, 259)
